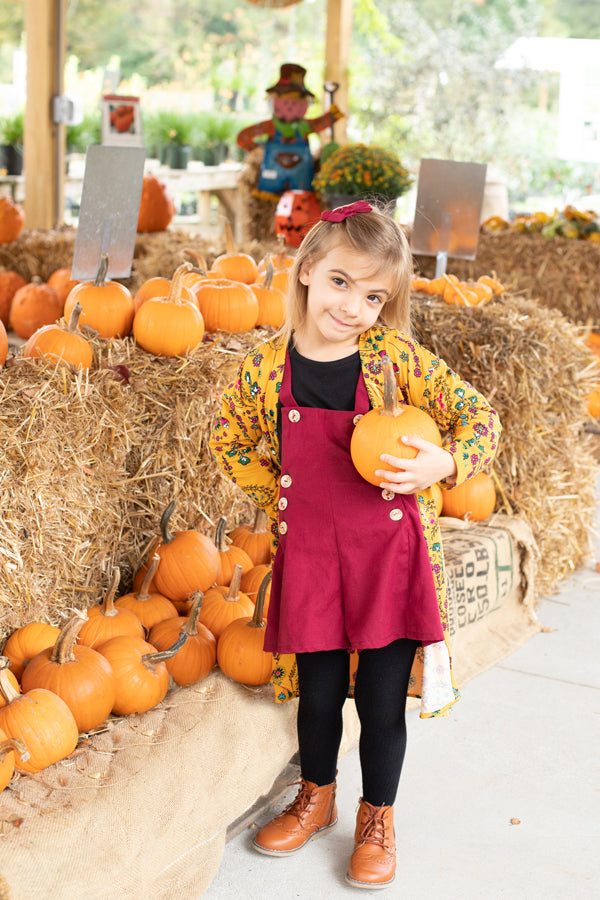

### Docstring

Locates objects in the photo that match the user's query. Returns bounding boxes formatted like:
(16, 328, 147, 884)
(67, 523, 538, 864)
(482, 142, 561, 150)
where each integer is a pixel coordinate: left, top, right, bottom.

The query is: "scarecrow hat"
(266, 63, 316, 99)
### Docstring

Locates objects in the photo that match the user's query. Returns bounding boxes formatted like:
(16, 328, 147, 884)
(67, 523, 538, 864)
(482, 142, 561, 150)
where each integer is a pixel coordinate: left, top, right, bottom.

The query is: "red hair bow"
(321, 200, 373, 222)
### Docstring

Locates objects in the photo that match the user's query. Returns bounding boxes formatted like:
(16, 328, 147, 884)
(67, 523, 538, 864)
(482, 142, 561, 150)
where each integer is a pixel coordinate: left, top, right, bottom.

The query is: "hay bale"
(412, 292, 599, 597)
(413, 232, 600, 325)
(0, 333, 264, 643)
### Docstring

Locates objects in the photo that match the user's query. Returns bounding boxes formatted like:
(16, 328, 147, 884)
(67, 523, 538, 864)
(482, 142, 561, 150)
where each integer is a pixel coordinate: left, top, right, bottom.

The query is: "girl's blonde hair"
(279, 205, 413, 343)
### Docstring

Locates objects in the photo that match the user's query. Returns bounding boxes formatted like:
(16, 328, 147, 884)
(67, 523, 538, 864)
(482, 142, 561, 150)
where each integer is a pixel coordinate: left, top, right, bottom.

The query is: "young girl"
(209, 201, 500, 890)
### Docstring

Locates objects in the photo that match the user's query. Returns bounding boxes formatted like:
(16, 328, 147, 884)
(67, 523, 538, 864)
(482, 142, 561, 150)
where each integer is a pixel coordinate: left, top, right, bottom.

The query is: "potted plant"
(312, 142, 413, 213)
(0, 110, 24, 175)
(143, 110, 196, 169)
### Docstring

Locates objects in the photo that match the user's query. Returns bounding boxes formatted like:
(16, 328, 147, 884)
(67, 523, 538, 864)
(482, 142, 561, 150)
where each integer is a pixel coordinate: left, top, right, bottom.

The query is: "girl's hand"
(374, 436, 457, 494)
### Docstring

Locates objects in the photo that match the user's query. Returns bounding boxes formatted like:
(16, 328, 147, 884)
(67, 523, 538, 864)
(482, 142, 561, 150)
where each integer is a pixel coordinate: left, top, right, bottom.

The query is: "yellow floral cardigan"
(209, 325, 501, 717)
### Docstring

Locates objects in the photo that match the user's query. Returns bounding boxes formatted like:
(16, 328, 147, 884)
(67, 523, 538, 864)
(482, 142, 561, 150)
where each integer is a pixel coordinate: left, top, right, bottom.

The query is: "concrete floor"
(203, 526, 600, 898)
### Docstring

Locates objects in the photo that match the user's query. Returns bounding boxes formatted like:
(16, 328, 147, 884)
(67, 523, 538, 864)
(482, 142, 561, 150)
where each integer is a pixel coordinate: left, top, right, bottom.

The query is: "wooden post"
(324, 0, 353, 145)
(24, 0, 66, 229)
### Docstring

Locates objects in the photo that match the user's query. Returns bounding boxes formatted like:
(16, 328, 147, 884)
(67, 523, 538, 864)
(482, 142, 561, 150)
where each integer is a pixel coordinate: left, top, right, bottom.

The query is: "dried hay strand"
(413, 231, 600, 325)
(412, 292, 599, 597)
(238, 147, 278, 244)
(0, 332, 265, 644)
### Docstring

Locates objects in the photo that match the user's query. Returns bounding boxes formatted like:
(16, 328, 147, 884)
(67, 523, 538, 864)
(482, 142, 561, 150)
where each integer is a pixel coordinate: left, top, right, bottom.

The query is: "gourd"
(2, 621, 61, 681)
(77, 569, 145, 649)
(96, 633, 186, 716)
(64, 253, 135, 338)
(441, 471, 496, 521)
(147, 591, 217, 687)
(240, 564, 272, 618)
(229, 508, 272, 566)
(9, 277, 64, 339)
(211, 221, 259, 284)
(0, 730, 29, 792)
(23, 302, 94, 369)
(0, 657, 79, 774)
(137, 172, 176, 233)
(114, 554, 179, 633)
(214, 517, 253, 586)
(0, 196, 25, 244)
(21, 614, 116, 734)
(250, 259, 286, 329)
(350, 356, 442, 487)
(193, 277, 258, 334)
(198, 564, 255, 640)
(216, 572, 273, 686)
(132, 264, 205, 356)
(47, 267, 80, 305)
(0, 268, 27, 326)
(150, 500, 221, 603)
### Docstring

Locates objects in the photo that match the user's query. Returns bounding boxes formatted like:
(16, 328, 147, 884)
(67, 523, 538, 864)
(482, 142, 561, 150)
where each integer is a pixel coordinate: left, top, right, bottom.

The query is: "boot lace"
(283, 779, 315, 821)
(358, 806, 388, 847)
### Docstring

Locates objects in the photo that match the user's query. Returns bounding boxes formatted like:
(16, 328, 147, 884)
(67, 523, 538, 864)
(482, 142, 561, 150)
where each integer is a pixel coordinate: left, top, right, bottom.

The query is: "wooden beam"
(323, 0, 353, 144)
(23, 0, 66, 229)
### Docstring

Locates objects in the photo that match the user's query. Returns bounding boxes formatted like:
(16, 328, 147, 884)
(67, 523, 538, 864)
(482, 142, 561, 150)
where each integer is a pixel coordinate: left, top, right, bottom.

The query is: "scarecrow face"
(273, 93, 310, 122)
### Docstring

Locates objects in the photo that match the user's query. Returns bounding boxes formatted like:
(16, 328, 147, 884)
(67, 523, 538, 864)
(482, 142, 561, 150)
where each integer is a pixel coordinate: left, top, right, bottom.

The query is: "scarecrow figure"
(237, 63, 344, 200)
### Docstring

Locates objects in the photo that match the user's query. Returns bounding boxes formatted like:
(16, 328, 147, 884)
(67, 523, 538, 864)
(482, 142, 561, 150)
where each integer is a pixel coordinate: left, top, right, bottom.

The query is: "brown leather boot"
(346, 798, 396, 889)
(252, 776, 337, 856)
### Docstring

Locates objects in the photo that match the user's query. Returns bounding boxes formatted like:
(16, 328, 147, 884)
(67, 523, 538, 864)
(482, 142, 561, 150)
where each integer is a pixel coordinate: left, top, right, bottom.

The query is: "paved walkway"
(204, 526, 600, 899)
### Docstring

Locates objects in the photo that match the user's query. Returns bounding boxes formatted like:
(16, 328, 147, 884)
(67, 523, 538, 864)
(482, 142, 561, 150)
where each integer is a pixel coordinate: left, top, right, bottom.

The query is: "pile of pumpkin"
(411, 271, 505, 307)
(0, 500, 275, 789)
(482, 205, 600, 242)
(0, 226, 295, 368)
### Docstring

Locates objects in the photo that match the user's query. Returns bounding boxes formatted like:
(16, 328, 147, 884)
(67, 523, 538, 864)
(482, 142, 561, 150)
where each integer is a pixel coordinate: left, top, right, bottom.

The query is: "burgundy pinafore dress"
(264, 349, 444, 655)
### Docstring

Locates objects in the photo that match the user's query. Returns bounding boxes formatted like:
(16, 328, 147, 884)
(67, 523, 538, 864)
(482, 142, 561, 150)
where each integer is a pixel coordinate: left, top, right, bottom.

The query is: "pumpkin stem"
(160, 499, 178, 544)
(275, 233, 287, 265)
(225, 564, 243, 601)
(67, 301, 85, 333)
(50, 612, 87, 664)
(183, 590, 203, 636)
(168, 263, 194, 306)
(136, 554, 160, 600)
(183, 249, 208, 274)
(380, 355, 403, 418)
(141, 631, 187, 670)
(214, 516, 232, 550)
(250, 571, 271, 629)
(223, 220, 237, 255)
(251, 508, 269, 534)
(98, 568, 121, 618)
(0, 657, 20, 704)
(93, 253, 109, 288)
(0, 736, 30, 764)
(261, 258, 274, 290)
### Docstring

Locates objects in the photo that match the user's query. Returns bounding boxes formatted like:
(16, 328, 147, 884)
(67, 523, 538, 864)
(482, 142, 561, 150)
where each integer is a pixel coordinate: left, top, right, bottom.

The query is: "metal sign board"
(410, 158, 487, 273)
(71, 145, 146, 281)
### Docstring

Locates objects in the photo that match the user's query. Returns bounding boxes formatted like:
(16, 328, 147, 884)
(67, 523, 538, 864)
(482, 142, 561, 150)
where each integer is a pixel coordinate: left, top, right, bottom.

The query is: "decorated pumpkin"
(275, 189, 321, 248)
(137, 172, 176, 233)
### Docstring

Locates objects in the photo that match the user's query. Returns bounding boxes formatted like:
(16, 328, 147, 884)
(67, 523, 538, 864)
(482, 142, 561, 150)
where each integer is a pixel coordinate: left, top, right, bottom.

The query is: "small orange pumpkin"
(147, 590, 217, 687)
(78, 569, 145, 649)
(216, 571, 273, 685)
(2, 621, 61, 681)
(47, 267, 80, 305)
(441, 471, 497, 521)
(114, 554, 179, 633)
(211, 221, 259, 284)
(137, 172, 176, 233)
(214, 517, 254, 586)
(251, 259, 286, 329)
(198, 564, 255, 640)
(150, 500, 221, 603)
(194, 277, 259, 334)
(240, 564, 272, 617)
(9, 277, 64, 339)
(64, 253, 135, 338)
(350, 356, 442, 487)
(0, 196, 25, 244)
(229, 508, 272, 566)
(132, 264, 205, 357)
(23, 301, 94, 369)
(0, 268, 27, 326)
(133, 275, 195, 313)
(0, 730, 29, 792)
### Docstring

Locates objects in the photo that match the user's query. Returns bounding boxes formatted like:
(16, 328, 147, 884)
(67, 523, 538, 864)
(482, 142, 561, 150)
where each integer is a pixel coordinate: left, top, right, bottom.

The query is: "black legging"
(296, 639, 418, 807)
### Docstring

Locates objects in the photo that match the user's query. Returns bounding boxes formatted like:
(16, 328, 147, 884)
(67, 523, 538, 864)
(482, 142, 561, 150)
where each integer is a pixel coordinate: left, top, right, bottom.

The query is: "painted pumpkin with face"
(275, 190, 321, 248)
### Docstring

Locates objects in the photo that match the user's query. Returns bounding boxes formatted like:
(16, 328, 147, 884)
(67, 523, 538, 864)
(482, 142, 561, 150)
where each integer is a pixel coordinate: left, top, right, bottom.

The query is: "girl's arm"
(209, 362, 280, 512)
